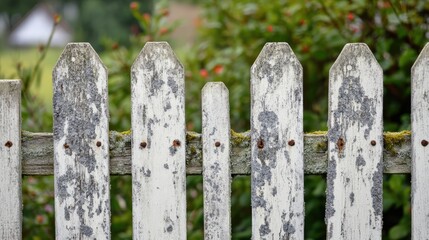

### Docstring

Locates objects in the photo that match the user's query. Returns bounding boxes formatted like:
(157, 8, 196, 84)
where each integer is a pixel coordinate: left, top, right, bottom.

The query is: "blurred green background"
(1, 0, 427, 239)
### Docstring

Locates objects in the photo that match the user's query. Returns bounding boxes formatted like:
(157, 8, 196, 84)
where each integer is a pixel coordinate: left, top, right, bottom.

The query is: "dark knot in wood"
(422, 140, 428, 147)
(288, 140, 295, 146)
(140, 141, 147, 149)
(371, 140, 376, 146)
(215, 142, 221, 147)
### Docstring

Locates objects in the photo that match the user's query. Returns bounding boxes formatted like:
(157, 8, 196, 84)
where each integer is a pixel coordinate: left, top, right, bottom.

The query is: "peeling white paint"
(411, 43, 429, 239)
(0, 80, 21, 240)
(53, 43, 111, 239)
(326, 43, 383, 240)
(202, 82, 231, 239)
(131, 42, 186, 239)
(251, 43, 304, 239)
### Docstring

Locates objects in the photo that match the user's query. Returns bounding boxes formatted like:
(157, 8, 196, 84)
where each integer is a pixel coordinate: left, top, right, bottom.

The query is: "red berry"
(159, 28, 169, 35)
(200, 69, 209, 78)
(347, 12, 355, 21)
(143, 13, 151, 22)
(213, 65, 224, 75)
(130, 2, 139, 10)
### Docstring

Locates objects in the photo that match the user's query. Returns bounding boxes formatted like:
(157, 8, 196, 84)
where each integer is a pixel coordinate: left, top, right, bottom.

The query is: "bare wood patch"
(53, 43, 111, 239)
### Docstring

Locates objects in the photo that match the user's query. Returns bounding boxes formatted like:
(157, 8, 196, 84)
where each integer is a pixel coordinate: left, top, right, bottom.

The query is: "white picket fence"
(0, 41, 428, 239)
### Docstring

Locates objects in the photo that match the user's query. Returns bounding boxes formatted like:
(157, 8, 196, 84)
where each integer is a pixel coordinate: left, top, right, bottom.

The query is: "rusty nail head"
(173, 139, 181, 147)
(371, 140, 376, 146)
(96, 141, 102, 147)
(63, 143, 69, 149)
(422, 140, 428, 147)
(5, 141, 12, 148)
(288, 140, 295, 146)
(215, 141, 221, 147)
(257, 139, 264, 149)
(140, 142, 147, 148)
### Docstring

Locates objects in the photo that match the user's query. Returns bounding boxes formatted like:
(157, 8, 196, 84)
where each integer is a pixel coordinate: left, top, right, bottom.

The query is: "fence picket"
(202, 82, 231, 239)
(411, 43, 429, 238)
(326, 43, 383, 239)
(53, 43, 111, 239)
(0, 80, 21, 239)
(251, 43, 304, 239)
(131, 42, 186, 239)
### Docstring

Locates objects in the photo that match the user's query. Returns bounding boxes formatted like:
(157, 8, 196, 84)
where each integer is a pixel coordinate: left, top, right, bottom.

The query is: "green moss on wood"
(307, 131, 328, 135)
(186, 131, 200, 142)
(120, 130, 132, 135)
(316, 141, 328, 152)
(189, 145, 197, 155)
(231, 129, 250, 146)
(384, 130, 411, 155)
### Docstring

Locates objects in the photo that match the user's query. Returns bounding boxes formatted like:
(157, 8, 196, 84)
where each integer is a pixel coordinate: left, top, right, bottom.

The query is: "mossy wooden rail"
(21, 130, 411, 175)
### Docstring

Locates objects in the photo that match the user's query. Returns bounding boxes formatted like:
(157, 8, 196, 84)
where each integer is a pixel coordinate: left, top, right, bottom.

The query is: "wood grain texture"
(53, 43, 111, 239)
(326, 43, 383, 239)
(251, 43, 304, 239)
(0, 80, 21, 239)
(411, 43, 429, 239)
(202, 82, 231, 239)
(20, 131, 410, 175)
(131, 42, 186, 239)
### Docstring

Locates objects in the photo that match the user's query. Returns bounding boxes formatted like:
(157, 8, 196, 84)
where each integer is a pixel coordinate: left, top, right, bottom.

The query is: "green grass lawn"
(0, 47, 63, 107)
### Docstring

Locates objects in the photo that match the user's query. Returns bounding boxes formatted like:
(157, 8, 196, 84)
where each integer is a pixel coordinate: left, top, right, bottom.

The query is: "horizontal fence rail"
(1, 41, 428, 239)
(21, 130, 411, 175)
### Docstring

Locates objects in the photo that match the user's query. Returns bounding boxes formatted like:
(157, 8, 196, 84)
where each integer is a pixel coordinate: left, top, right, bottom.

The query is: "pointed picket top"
(411, 42, 429, 239)
(131, 42, 186, 239)
(54, 42, 107, 73)
(132, 41, 184, 82)
(330, 43, 382, 75)
(412, 42, 429, 73)
(251, 42, 302, 80)
(53, 43, 111, 239)
(327, 43, 383, 239)
(251, 42, 304, 239)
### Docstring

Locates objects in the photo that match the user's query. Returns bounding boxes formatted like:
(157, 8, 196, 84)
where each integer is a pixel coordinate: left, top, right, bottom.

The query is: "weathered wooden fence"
(0, 41, 427, 239)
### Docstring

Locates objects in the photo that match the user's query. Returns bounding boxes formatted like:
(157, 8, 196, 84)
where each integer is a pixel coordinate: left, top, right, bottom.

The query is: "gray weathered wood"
(20, 130, 411, 175)
(326, 43, 383, 239)
(251, 43, 304, 239)
(202, 82, 231, 239)
(0, 80, 21, 239)
(412, 43, 429, 238)
(53, 43, 111, 239)
(131, 42, 186, 239)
